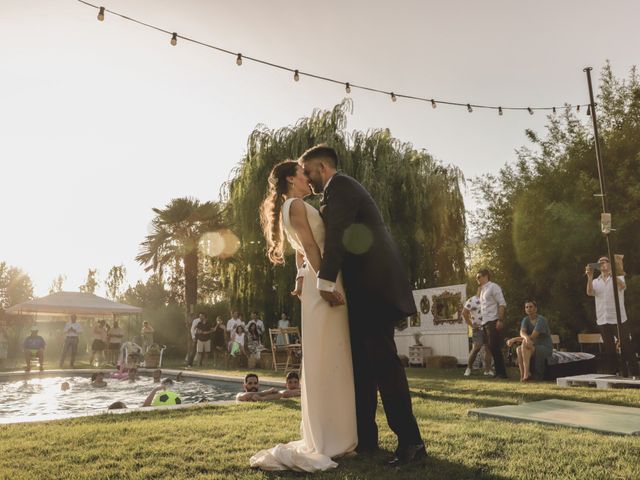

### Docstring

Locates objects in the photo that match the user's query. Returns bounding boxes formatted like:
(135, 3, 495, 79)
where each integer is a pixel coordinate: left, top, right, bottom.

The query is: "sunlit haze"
(2, 0, 638, 296)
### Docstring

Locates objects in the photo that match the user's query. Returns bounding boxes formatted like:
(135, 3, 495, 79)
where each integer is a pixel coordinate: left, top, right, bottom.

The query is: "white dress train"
(250, 198, 358, 472)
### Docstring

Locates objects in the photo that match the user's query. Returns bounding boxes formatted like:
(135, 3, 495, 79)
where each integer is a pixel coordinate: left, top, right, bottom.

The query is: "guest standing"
(477, 269, 508, 379)
(60, 314, 83, 368)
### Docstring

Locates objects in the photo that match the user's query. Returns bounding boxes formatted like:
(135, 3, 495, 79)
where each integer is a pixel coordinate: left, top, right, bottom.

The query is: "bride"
(251, 160, 358, 472)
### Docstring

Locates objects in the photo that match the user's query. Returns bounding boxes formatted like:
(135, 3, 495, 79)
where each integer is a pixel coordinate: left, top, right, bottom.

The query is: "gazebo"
(5, 291, 142, 318)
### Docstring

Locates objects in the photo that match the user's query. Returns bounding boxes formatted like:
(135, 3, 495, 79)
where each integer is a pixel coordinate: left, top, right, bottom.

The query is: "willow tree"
(217, 99, 466, 325)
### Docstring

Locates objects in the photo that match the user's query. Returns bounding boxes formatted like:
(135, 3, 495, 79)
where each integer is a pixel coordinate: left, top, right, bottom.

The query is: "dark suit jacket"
(319, 173, 417, 325)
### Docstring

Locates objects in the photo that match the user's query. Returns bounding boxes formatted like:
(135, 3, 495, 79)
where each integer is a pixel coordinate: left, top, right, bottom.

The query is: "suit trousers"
(483, 320, 507, 376)
(598, 322, 639, 376)
(350, 321, 423, 450)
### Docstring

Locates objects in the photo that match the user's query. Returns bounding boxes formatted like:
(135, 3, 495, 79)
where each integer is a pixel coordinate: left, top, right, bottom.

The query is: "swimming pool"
(0, 372, 243, 424)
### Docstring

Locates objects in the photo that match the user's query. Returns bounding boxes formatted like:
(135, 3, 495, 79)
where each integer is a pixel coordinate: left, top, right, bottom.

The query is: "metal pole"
(584, 67, 629, 377)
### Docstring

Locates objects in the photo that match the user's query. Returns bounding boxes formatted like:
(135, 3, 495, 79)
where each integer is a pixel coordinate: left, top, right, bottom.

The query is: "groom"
(299, 145, 425, 467)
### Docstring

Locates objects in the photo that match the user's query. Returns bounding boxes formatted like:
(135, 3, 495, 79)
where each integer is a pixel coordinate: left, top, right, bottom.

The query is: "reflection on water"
(0, 375, 240, 423)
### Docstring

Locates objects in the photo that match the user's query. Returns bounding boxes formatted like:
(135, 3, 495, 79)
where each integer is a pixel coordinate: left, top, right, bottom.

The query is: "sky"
(1, 0, 639, 297)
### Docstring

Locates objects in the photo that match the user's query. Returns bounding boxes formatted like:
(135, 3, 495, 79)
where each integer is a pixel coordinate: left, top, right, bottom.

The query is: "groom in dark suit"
(299, 145, 425, 467)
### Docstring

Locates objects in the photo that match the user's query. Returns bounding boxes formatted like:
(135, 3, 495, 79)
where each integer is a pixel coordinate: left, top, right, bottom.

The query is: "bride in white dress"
(252, 160, 358, 472)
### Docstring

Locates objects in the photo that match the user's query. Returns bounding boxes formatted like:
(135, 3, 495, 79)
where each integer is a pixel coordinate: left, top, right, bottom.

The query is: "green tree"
(105, 265, 127, 300)
(48, 274, 66, 294)
(217, 99, 466, 325)
(0, 262, 34, 309)
(79, 268, 98, 294)
(136, 198, 226, 315)
(472, 63, 640, 344)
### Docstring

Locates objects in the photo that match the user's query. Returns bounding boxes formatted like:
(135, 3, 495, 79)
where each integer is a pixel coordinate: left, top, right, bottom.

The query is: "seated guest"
(246, 322, 264, 367)
(229, 325, 246, 357)
(506, 300, 553, 381)
(236, 373, 281, 402)
(143, 378, 182, 407)
(91, 372, 107, 387)
(23, 326, 46, 372)
(118, 341, 143, 369)
(280, 371, 301, 398)
(152, 369, 162, 383)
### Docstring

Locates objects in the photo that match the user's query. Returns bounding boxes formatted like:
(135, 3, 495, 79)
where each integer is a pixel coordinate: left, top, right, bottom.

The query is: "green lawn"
(1, 366, 639, 479)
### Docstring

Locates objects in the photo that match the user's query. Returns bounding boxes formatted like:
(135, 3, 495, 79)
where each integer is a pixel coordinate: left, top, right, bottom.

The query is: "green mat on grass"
(469, 399, 640, 435)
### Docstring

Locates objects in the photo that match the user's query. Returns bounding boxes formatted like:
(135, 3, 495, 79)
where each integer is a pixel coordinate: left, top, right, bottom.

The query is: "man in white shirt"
(586, 256, 638, 376)
(477, 269, 508, 379)
(59, 314, 83, 368)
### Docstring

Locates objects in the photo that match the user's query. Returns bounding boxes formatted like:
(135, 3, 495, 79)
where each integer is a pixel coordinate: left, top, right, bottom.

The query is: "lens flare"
(342, 224, 373, 254)
(200, 229, 241, 258)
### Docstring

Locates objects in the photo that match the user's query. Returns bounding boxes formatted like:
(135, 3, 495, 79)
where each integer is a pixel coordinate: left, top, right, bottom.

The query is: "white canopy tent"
(5, 291, 142, 319)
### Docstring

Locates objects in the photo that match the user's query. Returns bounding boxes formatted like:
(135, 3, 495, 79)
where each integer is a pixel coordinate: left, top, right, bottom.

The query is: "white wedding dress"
(250, 198, 358, 472)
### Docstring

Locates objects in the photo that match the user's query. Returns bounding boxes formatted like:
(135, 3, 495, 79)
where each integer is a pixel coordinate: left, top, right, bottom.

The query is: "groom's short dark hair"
(300, 144, 339, 168)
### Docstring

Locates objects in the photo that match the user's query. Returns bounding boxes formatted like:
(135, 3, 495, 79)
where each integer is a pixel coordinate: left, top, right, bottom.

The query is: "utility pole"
(583, 67, 629, 377)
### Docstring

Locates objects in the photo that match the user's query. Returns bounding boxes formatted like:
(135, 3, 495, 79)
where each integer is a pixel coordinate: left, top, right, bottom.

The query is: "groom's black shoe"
(355, 445, 380, 455)
(387, 444, 427, 467)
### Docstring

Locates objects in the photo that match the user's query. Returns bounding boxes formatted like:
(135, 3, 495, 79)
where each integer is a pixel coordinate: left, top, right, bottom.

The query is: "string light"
(76, 0, 590, 116)
(527, 107, 534, 115)
(498, 106, 503, 116)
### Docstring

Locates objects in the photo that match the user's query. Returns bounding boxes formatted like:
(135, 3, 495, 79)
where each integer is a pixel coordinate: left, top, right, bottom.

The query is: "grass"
(1, 365, 640, 479)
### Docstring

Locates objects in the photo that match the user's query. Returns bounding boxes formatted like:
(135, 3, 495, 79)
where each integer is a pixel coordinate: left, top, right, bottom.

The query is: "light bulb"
(97, 6, 105, 21)
(431, 99, 436, 109)
(528, 107, 534, 115)
(345, 82, 351, 94)
(170, 33, 177, 46)
(294, 70, 299, 82)
(498, 107, 503, 116)
(236, 53, 242, 66)
(391, 92, 397, 102)
(467, 104, 473, 113)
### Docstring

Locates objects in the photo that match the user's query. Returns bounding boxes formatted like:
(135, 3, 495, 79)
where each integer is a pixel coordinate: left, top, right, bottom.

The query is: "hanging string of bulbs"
(84, 1, 593, 116)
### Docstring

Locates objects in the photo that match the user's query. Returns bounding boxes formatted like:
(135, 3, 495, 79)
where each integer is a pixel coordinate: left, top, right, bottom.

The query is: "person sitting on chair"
(23, 326, 46, 372)
(229, 325, 246, 358)
(506, 300, 553, 381)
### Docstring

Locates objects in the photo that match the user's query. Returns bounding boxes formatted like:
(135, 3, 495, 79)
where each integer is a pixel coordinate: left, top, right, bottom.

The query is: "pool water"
(0, 375, 240, 423)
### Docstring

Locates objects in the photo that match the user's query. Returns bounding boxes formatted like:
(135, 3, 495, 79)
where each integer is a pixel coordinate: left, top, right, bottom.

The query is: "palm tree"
(136, 198, 225, 314)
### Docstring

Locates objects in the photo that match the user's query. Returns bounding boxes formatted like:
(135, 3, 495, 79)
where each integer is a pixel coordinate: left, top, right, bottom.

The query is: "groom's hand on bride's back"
(319, 290, 345, 307)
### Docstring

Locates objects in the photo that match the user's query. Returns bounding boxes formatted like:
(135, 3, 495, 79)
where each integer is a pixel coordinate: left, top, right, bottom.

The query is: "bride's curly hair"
(260, 160, 299, 265)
